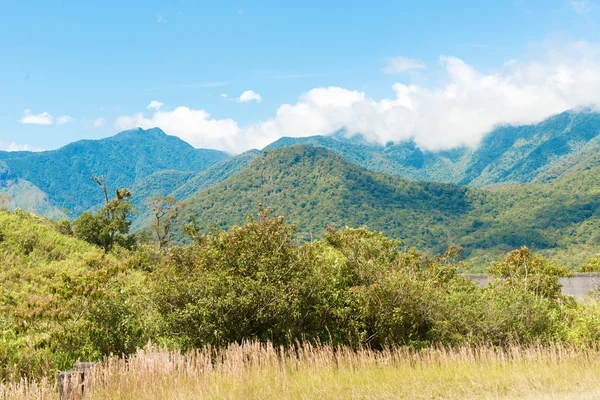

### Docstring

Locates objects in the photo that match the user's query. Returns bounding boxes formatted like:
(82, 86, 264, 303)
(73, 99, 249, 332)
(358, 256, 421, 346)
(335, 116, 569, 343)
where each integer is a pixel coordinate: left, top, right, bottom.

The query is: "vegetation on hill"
(178, 145, 479, 251)
(0, 161, 63, 218)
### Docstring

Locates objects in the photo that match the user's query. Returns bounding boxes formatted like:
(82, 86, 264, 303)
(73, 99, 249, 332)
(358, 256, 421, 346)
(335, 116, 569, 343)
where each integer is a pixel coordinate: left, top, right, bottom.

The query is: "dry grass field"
(2, 342, 600, 399)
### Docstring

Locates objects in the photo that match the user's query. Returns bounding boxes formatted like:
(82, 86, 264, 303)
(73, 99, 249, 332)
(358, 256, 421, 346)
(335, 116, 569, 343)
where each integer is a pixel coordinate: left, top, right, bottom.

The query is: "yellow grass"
(3, 342, 600, 399)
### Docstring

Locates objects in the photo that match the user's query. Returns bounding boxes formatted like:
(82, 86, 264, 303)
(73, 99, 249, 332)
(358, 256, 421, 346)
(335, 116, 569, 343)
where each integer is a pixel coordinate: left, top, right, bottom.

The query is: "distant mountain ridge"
(266, 109, 600, 187)
(0, 128, 229, 214)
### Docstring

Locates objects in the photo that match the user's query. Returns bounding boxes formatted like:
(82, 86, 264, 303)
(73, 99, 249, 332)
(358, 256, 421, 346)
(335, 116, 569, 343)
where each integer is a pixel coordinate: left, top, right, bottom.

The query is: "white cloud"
(220, 94, 228, 98)
(237, 90, 262, 103)
(0, 142, 36, 152)
(93, 118, 105, 128)
(86, 118, 106, 129)
(147, 100, 164, 111)
(382, 57, 426, 74)
(570, 0, 593, 15)
(56, 115, 74, 125)
(156, 13, 166, 23)
(18, 109, 53, 125)
(116, 41, 600, 154)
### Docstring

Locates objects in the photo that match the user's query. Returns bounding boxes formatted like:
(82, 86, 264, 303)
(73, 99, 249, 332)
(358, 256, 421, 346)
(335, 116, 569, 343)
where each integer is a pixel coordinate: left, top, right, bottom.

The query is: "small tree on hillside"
(73, 176, 136, 252)
(146, 196, 185, 250)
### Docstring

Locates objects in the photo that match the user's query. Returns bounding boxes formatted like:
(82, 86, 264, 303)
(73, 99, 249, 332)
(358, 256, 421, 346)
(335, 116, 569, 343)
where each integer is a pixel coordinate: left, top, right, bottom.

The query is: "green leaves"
(72, 180, 136, 253)
(487, 247, 572, 299)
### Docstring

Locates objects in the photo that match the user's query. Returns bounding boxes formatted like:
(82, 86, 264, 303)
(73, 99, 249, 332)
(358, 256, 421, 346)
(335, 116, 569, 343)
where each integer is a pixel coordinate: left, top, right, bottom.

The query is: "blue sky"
(1, 0, 600, 152)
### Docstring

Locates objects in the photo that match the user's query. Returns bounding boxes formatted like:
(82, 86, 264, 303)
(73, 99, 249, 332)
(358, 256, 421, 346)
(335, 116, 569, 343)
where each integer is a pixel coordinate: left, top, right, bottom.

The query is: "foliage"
(580, 255, 600, 272)
(153, 208, 316, 348)
(175, 145, 477, 253)
(487, 247, 573, 299)
(155, 209, 572, 350)
(72, 181, 136, 253)
(145, 196, 185, 249)
(174, 144, 600, 270)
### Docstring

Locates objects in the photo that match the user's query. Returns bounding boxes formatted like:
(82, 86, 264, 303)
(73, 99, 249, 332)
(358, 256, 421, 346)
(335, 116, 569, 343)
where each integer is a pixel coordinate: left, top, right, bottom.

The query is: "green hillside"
(267, 110, 600, 187)
(177, 145, 600, 268)
(169, 149, 261, 200)
(2, 128, 229, 214)
(177, 145, 483, 251)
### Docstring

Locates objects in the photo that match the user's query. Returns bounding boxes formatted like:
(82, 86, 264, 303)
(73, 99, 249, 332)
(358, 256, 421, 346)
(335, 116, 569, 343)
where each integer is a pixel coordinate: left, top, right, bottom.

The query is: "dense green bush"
(151, 210, 579, 350)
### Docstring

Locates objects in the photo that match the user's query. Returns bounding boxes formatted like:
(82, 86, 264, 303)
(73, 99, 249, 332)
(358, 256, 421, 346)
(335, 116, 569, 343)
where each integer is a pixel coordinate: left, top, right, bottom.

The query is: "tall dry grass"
(2, 342, 600, 399)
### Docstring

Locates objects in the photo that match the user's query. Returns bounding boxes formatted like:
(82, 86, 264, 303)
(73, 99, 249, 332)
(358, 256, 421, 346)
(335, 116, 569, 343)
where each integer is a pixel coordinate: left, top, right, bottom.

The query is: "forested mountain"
(178, 145, 480, 251)
(0, 128, 229, 214)
(177, 145, 600, 268)
(0, 150, 33, 160)
(267, 109, 600, 187)
(128, 150, 261, 230)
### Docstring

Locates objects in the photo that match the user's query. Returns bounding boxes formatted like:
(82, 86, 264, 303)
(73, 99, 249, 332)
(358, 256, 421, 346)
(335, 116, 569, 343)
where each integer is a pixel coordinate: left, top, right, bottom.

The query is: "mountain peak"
(110, 127, 169, 141)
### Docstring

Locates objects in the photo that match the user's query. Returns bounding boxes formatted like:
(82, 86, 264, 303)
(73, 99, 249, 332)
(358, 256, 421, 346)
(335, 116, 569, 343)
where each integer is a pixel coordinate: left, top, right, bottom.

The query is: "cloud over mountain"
(116, 41, 600, 153)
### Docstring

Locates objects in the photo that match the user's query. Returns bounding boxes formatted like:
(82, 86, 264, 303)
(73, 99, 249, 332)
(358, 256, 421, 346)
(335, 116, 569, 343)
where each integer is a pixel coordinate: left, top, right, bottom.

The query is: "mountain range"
(2, 109, 600, 268)
(267, 109, 600, 186)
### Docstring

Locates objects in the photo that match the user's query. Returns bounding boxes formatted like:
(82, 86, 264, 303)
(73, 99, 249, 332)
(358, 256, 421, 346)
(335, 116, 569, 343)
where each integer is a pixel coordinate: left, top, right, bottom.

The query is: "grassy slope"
(0, 210, 107, 311)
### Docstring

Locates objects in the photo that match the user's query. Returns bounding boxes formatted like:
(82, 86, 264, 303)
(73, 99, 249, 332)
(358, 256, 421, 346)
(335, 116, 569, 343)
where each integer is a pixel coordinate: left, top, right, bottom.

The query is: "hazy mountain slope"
(2, 128, 229, 214)
(128, 170, 196, 231)
(463, 110, 600, 185)
(0, 162, 63, 218)
(127, 150, 261, 231)
(0, 151, 34, 160)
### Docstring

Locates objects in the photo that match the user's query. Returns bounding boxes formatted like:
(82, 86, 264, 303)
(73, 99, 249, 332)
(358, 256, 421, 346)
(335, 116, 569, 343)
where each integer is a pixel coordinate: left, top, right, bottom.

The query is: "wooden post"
(59, 362, 95, 399)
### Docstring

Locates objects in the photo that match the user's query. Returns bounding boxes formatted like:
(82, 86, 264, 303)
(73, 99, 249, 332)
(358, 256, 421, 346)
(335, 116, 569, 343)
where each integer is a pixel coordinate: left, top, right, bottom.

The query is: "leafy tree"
(153, 207, 318, 348)
(487, 247, 572, 299)
(580, 255, 600, 272)
(145, 196, 185, 250)
(72, 176, 136, 252)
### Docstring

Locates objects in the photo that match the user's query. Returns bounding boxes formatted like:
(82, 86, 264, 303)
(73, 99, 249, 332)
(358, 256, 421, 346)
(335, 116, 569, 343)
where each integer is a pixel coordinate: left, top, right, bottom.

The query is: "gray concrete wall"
(465, 274, 600, 299)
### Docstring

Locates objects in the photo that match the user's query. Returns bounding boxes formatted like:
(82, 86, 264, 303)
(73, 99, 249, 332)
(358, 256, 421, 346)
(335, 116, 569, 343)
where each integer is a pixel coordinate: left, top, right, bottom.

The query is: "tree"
(487, 247, 572, 299)
(73, 176, 136, 252)
(145, 196, 185, 250)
